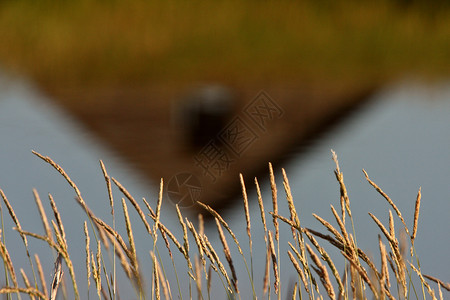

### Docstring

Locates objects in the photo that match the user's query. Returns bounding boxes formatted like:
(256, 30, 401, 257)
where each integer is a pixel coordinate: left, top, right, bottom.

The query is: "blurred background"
(0, 0, 449, 298)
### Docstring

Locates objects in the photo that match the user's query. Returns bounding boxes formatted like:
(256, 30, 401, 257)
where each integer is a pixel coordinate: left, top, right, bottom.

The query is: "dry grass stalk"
(92, 215, 131, 262)
(112, 177, 152, 236)
(269, 212, 301, 232)
(368, 213, 397, 248)
(0, 230, 18, 288)
(35, 254, 48, 299)
(282, 168, 299, 227)
(379, 236, 390, 289)
(32, 151, 85, 205)
(268, 162, 279, 241)
(330, 205, 351, 249)
(148, 212, 192, 270)
(388, 210, 395, 243)
(411, 187, 421, 245)
(105, 230, 133, 279)
(423, 274, 450, 292)
(150, 251, 161, 300)
(312, 213, 345, 245)
(331, 150, 351, 219)
(410, 263, 437, 300)
(303, 228, 344, 296)
(341, 250, 378, 299)
(202, 234, 232, 290)
(84, 221, 91, 291)
(263, 245, 270, 295)
(254, 178, 268, 240)
(195, 256, 202, 300)
(50, 254, 63, 300)
(154, 178, 164, 239)
(0, 287, 47, 299)
(99, 160, 114, 215)
(215, 218, 239, 293)
(306, 243, 335, 299)
(176, 204, 189, 254)
(378, 237, 387, 300)
(20, 268, 34, 300)
(207, 265, 212, 296)
(48, 193, 66, 246)
(368, 212, 406, 295)
(91, 252, 100, 298)
(268, 230, 279, 294)
(33, 189, 53, 242)
(197, 201, 243, 256)
(96, 241, 102, 298)
(198, 214, 204, 237)
(239, 174, 252, 251)
(287, 250, 308, 294)
(291, 281, 298, 300)
(186, 219, 206, 270)
(363, 169, 409, 235)
(1, 189, 37, 282)
(121, 199, 138, 275)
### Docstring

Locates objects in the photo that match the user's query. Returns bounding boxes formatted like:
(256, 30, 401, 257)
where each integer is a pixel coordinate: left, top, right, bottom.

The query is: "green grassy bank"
(0, 0, 449, 90)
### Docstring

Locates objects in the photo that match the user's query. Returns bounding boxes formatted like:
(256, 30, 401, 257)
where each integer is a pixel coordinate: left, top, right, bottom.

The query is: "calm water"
(0, 73, 449, 298)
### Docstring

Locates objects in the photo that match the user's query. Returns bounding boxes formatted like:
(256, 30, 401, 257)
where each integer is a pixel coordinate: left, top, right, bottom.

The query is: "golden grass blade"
(32, 189, 53, 242)
(150, 251, 161, 300)
(202, 235, 232, 291)
(341, 250, 378, 299)
(1, 189, 37, 286)
(195, 256, 202, 300)
(48, 194, 66, 246)
(303, 228, 344, 296)
(411, 187, 421, 244)
(186, 219, 205, 268)
(312, 213, 345, 245)
(331, 150, 351, 219)
(0, 287, 47, 299)
(330, 205, 351, 251)
(268, 230, 279, 294)
(32, 150, 85, 205)
(254, 178, 268, 240)
(306, 243, 335, 300)
(239, 174, 252, 251)
(291, 282, 298, 300)
(99, 160, 114, 215)
(363, 169, 409, 235)
(368, 213, 396, 247)
(84, 221, 91, 292)
(112, 177, 152, 236)
(423, 274, 450, 292)
(121, 199, 138, 272)
(263, 245, 270, 295)
(35, 254, 48, 299)
(268, 162, 279, 241)
(197, 201, 243, 255)
(176, 204, 189, 254)
(282, 168, 299, 227)
(20, 268, 34, 300)
(154, 178, 164, 239)
(0, 230, 18, 288)
(287, 250, 308, 294)
(410, 263, 437, 300)
(215, 218, 238, 294)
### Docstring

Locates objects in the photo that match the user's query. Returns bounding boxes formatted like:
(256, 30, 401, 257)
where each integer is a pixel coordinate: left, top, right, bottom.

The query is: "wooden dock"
(43, 81, 378, 214)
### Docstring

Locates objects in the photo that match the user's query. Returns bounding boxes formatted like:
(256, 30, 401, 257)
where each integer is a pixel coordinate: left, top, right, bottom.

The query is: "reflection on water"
(0, 74, 449, 297)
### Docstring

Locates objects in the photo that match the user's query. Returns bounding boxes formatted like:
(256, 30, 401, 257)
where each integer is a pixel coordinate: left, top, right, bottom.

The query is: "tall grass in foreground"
(0, 150, 449, 299)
